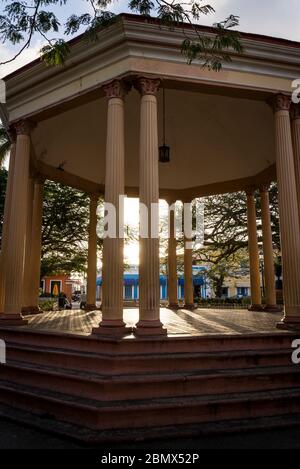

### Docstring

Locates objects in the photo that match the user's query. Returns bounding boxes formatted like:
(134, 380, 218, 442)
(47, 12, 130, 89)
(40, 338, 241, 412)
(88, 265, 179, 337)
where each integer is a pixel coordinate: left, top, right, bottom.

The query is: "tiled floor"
(24, 308, 285, 336)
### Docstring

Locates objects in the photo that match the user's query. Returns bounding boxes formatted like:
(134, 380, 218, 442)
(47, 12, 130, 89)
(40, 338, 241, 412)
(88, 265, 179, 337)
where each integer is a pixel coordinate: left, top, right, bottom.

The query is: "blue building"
(96, 266, 208, 301)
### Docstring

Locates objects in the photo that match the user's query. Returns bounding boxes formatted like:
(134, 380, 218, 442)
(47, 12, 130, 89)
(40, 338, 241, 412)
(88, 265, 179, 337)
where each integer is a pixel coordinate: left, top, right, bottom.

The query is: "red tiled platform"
(23, 307, 284, 336)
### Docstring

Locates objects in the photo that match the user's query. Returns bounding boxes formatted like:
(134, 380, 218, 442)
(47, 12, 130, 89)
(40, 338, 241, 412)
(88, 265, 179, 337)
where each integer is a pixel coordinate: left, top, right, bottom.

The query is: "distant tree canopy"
(41, 180, 91, 277)
(0, 1, 242, 70)
(0, 169, 92, 276)
(193, 188, 280, 297)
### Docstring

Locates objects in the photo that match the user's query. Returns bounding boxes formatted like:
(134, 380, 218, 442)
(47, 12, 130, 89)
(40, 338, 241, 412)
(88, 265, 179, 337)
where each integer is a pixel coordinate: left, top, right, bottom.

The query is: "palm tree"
(0, 125, 10, 167)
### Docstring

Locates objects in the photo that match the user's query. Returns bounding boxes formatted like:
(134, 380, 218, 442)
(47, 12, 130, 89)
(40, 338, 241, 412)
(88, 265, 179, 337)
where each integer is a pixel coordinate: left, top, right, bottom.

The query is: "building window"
(124, 285, 133, 300)
(237, 287, 249, 297)
(50, 280, 62, 296)
(222, 287, 229, 298)
(40, 280, 45, 295)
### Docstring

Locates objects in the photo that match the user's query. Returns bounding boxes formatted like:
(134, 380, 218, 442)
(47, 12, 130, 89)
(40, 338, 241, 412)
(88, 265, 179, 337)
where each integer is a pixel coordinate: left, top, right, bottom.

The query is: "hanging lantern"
(159, 144, 170, 163)
(159, 85, 170, 163)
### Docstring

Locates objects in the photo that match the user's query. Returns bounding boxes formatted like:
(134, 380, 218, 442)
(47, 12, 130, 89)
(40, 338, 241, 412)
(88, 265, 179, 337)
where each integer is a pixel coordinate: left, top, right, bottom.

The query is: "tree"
(41, 180, 91, 276)
(0, 125, 10, 167)
(193, 188, 280, 298)
(0, 1, 242, 70)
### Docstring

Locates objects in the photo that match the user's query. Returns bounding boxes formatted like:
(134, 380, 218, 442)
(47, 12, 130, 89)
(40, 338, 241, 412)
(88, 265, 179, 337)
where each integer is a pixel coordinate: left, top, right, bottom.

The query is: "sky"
(1, 0, 300, 78)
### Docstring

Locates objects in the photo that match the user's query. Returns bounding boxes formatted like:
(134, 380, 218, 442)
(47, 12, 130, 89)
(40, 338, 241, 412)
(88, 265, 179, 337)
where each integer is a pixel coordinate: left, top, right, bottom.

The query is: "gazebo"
(0, 14, 300, 439)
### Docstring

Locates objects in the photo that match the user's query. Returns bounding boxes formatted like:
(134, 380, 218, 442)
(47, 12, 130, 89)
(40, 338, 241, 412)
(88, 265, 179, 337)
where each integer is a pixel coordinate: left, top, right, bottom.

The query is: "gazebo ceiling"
(5, 13, 299, 197)
(31, 85, 275, 194)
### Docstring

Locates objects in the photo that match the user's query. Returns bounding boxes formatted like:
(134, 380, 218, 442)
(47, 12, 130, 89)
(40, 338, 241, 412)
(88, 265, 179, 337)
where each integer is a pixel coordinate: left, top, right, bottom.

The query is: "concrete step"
(0, 379, 299, 431)
(6, 342, 293, 375)
(0, 401, 299, 444)
(1, 360, 300, 401)
(0, 327, 296, 354)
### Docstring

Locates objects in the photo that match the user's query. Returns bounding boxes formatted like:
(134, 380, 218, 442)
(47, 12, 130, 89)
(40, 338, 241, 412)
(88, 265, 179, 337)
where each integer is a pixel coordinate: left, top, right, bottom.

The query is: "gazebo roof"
(4, 13, 300, 199)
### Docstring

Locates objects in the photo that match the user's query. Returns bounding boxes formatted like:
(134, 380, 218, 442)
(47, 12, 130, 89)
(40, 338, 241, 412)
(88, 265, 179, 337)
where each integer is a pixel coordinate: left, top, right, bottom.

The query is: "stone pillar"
(246, 189, 263, 311)
(168, 201, 179, 309)
(86, 193, 98, 311)
(22, 177, 34, 313)
(0, 134, 16, 311)
(291, 103, 300, 229)
(183, 202, 194, 309)
(0, 121, 33, 325)
(260, 185, 280, 312)
(93, 80, 128, 337)
(135, 77, 166, 336)
(271, 95, 300, 327)
(27, 177, 44, 313)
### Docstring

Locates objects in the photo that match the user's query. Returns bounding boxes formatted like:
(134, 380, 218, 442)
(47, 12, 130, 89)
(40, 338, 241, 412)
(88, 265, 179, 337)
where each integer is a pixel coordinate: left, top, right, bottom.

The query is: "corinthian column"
(86, 193, 98, 311)
(0, 133, 16, 312)
(260, 185, 280, 312)
(272, 95, 300, 327)
(246, 189, 263, 311)
(168, 201, 179, 309)
(291, 103, 300, 230)
(134, 77, 166, 336)
(183, 201, 194, 310)
(22, 177, 34, 313)
(0, 121, 33, 325)
(93, 80, 128, 337)
(27, 177, 44, 313)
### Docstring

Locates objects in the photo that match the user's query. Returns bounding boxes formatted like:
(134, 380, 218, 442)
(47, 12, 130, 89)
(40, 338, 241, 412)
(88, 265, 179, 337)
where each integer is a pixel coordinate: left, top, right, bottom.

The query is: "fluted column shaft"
(22, 177, 34, 311)
(291, 104, 300, 230)
(0, 139, 16, 311)
(135, 77, 166, 336)
(246, 190, 263, 310)
(28, 179, 44, 312)
(86, 194, 98, 310)
(272, 95, 300, 325)
(0, 121, 33, 325)
(93, 80, 127, 337)
(183, 202, 194, 309)
(168, 203, 178, 308)
(260, 186, 279, 311)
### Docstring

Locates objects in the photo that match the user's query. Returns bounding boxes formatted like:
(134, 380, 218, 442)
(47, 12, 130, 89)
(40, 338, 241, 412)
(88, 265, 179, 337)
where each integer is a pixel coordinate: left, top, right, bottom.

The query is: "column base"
(134, 320, 167, 337)
(277, 316, 300, 330)
(167, 303, 179, 310)
(21, 306, 41, 316)
(264, 304, 283, 313)
(85, 304, 100, 312)
(183, 303, 196, 311)
(248, 304, 264, 312)
(92, 320, 131, 338)
(0, 313, 28, 326)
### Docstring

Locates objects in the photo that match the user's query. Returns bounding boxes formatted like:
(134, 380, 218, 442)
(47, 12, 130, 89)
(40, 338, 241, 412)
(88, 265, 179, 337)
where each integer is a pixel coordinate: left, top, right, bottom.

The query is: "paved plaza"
(23, 308, 284, 336)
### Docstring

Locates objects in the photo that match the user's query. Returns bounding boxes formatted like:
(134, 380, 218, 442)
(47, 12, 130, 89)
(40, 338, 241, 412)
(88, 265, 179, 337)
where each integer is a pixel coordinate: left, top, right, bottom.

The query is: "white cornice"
(5, 15, 300, 122)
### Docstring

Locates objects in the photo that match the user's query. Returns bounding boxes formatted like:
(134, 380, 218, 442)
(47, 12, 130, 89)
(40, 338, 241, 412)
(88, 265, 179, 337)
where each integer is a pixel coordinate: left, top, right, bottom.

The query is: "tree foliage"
(41, 180, 91, 276)
(0, 0, 242, 70)
(193, 188, 280, 297)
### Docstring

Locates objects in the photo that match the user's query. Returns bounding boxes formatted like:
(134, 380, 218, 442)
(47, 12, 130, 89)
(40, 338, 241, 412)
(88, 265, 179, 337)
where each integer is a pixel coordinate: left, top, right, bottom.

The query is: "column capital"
(34, 174, 46, 185)
(245, 186, 256, 197)
(7, 126, 16, 143)
(259, 183, 270, 193)
(102, 79, 131, 100)
(269, 94, 291, 113)
(291, 103, 300, 120)
(135, 76, 161, 97)
(14, 120, 35, 136)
